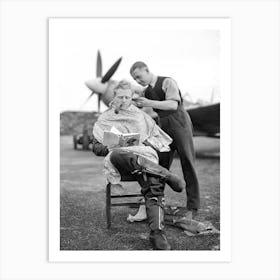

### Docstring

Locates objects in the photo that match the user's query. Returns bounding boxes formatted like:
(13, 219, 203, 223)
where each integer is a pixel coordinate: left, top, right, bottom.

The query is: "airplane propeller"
(96, 50, 102, 78)
(84, 50, 122, 112)
(96, 50, 102, 112)
(101, 57, 122, 83)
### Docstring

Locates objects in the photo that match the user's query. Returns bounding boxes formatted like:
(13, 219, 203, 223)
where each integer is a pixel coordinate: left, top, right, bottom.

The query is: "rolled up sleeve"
(162, 78, 181, 104)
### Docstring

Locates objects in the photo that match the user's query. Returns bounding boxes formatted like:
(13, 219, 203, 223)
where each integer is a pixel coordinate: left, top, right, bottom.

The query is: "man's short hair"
(113, 80, 132, 96)
(130, 61, 149, 74)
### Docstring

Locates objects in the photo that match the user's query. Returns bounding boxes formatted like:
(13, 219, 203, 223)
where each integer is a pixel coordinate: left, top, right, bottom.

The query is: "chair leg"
(106, 183, 111, 229)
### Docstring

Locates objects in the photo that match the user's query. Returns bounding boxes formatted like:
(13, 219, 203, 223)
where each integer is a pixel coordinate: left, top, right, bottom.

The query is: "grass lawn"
(60, 136, 220, 250)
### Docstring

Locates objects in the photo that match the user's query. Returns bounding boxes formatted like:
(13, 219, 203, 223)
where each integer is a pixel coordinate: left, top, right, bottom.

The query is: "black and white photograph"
(1, 0, 280, 279)
(49, 18, 231, 261)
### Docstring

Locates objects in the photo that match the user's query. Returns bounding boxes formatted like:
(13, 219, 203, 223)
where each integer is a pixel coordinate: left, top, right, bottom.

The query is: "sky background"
(49, 19, 220, 112)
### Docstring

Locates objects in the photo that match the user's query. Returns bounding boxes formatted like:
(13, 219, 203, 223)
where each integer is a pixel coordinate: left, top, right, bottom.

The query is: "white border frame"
(49, 18, 231, 262)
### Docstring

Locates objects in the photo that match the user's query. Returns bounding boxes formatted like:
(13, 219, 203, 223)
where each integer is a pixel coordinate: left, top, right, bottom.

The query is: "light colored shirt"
(161, 78, 181, 103)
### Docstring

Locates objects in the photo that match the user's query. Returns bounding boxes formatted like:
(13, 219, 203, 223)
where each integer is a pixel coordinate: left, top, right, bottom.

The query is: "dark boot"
(146, 196, 171, 250)
(137, 156, 185, 193)
(149, 229, 171, 250)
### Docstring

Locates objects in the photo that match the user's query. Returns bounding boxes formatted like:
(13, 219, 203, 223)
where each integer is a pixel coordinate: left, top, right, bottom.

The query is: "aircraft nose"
(85, 79, 98, 89)
(85, 80, 91, 88)
(85, 78, 107, 93)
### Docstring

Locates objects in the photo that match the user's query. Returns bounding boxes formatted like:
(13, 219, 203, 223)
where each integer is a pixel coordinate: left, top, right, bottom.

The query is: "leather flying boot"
(146, 196, 171, 250)
(149, 229, 171, 250)
(137, 155, 185, 192)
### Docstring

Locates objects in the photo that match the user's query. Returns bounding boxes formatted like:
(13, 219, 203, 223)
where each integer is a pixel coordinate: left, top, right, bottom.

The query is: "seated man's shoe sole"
(165, 174, 185, 193)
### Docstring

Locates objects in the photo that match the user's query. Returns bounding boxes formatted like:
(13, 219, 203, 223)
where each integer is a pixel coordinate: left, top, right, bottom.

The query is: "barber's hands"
(133, 97, 152, 107)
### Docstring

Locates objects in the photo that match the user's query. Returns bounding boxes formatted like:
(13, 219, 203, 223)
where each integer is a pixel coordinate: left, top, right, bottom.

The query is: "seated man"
(92, 80, 185, 250)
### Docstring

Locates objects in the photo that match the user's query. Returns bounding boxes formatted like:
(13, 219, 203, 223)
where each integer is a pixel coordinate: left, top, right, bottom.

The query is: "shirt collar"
(149, 75, 158, 88)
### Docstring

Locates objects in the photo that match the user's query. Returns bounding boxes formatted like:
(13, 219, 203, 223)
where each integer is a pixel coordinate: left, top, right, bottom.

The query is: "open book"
(103, 126, 140, 148)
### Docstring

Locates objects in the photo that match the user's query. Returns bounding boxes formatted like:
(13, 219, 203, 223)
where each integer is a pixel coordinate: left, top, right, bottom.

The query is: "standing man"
(130, 62, 200, 211)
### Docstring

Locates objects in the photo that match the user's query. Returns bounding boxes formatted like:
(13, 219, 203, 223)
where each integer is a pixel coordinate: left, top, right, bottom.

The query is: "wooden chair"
(106, 175, 144, 229)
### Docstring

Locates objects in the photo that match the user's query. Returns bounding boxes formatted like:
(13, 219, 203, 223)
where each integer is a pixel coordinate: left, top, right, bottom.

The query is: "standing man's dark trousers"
(109, 150, 171, 250)
(158, 107, 200, 210)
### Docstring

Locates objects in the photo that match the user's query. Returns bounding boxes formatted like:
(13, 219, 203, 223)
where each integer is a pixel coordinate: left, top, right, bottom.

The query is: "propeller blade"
(96, 50, 102, 78)
(82, 91, 95, 107)
(97, 94, 101, 113)
(101, 57, 122, 83)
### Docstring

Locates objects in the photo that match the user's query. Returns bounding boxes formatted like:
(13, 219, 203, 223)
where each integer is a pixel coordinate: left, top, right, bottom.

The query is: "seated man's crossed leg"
(110, 149, 185, 250)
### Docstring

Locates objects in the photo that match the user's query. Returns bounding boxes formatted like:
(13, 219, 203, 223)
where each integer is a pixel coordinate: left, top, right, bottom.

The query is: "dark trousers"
(109, 150, 165, 200)
(158, 108, 200, 210)
(110, 150, 166, 231)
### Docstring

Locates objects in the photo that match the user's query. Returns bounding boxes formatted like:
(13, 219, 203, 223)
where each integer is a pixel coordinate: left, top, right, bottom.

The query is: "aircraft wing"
(187, 103, 220, 138)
